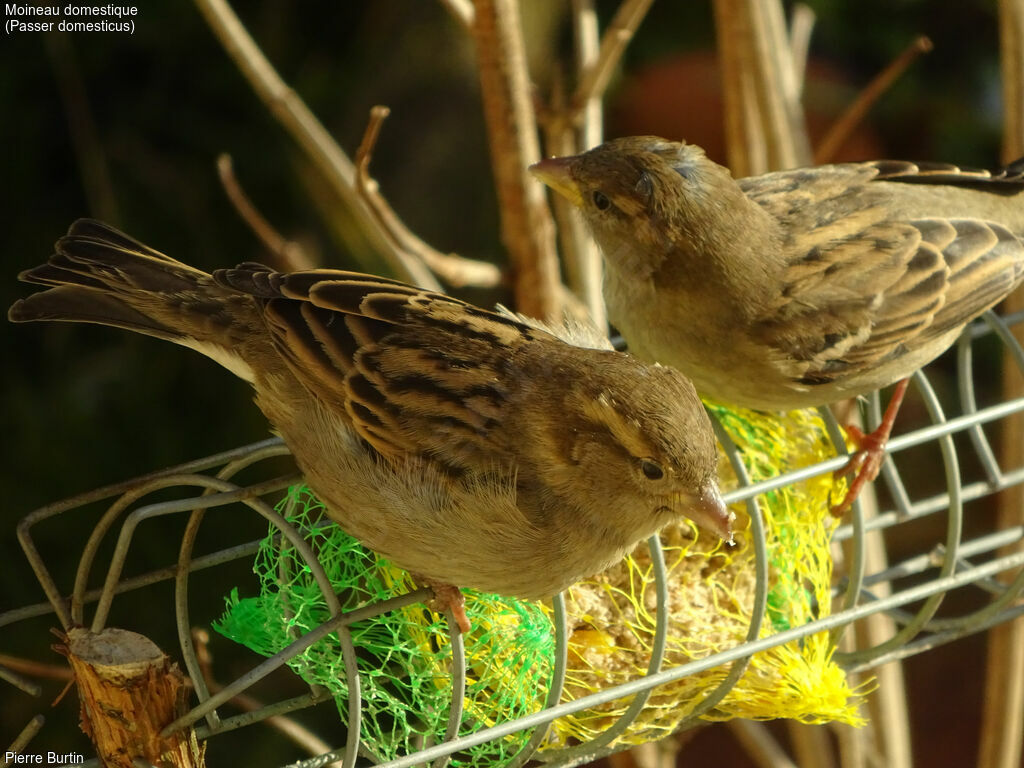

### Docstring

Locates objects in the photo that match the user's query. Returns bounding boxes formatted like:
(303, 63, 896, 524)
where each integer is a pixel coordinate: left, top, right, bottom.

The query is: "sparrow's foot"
(830, 378, 910, 517)
(423, 580, 471, 634)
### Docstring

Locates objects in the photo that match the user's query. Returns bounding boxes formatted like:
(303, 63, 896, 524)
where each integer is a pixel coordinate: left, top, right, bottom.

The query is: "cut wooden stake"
(60, 627, 204, 768)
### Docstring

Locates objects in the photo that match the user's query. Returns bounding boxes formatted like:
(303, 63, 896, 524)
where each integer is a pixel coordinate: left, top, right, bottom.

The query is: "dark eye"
(592, 190, 611, 211)
(640, 459, 664, 480)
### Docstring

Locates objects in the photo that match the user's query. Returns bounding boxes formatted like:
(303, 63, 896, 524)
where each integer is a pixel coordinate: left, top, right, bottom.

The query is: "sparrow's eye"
(640, 459, 664, 480)
(592, 190, 611, 211)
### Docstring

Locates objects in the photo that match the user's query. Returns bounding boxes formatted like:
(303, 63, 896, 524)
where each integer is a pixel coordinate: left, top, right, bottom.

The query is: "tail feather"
(8, 285, 181, 341)
(8, 220, 263, 369)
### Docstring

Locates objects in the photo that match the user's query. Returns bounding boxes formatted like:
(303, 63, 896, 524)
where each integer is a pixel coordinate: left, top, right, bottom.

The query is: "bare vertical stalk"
(713, 0, 763, 176)
(714, 0, 810, 174)
(979, 4, 1024, 767)
(788, 4, 815, 97)
(746, 0, 812, 168)
(568, 0, 607, 327)
(472, 0, 562, 318)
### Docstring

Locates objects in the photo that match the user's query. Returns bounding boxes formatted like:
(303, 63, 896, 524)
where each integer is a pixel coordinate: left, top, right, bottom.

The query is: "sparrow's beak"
(678, 482, 735, 543)
(529, 157, 584, 207)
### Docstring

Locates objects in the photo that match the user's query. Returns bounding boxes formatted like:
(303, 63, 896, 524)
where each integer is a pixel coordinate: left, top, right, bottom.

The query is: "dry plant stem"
(0, 653, 74, 682)
(542, 0, 606, 328)
(833, 624, 868, 768)
(216, 154, 314, 272)
(787, 721, 836, 768)
(472, 0, 562, 318)
(713, 0, 766, 176)
(786, 724, 835, 765)
(354, 107, 501, 290)
(44, 33, 119, 223)
(607, 737, 681, 768)
(746, 0, 812, 169)
(438, 0, 474, 31)
(814, 36, 933, 164)
(788, 3, 815, 97)
(727, 719, 798, 768)
(7, 715, 45, 759)
(839, 486, 912, 768)
(192, 0, 441, 291)
(978, 6, 1024, 768)
(570, 0, 654, 116)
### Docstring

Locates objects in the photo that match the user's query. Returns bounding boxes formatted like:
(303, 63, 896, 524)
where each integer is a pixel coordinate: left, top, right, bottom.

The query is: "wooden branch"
(59, 627, 204, 768)
(192, 0, 440, 289)
(563, 0, 607, 327)
(354, 107, 501, 289)
(571, 0, 655, 117)
(815, 36, 932, 164)
(44, 33, 119, 223)
(216, 154, 314, 272)
(748, 0, 812, 169)
(714, 0, 812, 174)
(713, 0, 765, 176)
(728, 719, 799, 768)
(788, 3, 815, 97)
(978, 5, 1024, 767)
(472, 0, 562, 318)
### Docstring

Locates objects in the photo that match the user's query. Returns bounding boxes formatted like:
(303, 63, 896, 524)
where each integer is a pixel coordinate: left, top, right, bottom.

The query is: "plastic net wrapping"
(214, 404, 863, 762)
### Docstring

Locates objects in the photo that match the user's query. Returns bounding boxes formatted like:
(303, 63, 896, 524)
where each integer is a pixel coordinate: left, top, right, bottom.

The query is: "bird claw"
(423, 581, 471, 634)
(829, 378, 910, 517)
(830, 446, 885, 517)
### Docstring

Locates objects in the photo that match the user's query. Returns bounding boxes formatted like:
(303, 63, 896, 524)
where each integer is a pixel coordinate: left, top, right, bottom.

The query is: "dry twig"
(978, 5, 1024, 768)
(354, 107, 502, 290)
(216, 154, 314, 272)
(714, 0, 811, 174)
(192, 0, 441, 290)
(815, 36, 933, 163)
(788, 3, 815, 97)
(472, 0, 562, 318)
(570, 0, 654, 118)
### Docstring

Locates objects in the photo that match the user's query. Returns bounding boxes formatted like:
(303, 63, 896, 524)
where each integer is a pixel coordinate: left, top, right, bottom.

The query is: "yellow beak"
(529, 156, 584, 208)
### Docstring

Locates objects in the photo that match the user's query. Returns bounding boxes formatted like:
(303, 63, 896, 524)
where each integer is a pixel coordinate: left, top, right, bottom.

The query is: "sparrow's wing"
(214, 266, 545, 468)
(744, 163, 1024, 385)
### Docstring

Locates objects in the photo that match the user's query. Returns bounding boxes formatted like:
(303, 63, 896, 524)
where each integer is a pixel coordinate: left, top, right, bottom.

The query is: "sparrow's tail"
(8, 219, 263, 382)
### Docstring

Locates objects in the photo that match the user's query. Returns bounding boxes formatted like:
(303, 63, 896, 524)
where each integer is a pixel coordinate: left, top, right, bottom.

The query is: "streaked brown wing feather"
(744, 159, 1024, 384)
(213, 266, 546, 468)
(757, 212, 1023, 384)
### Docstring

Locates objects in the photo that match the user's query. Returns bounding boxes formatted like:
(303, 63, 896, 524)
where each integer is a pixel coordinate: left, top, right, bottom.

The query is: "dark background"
(0, 1, 1014, 765)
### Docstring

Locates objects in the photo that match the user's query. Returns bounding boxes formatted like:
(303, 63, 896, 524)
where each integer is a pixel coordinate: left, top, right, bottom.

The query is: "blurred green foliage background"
(0, 1, 1012, 765)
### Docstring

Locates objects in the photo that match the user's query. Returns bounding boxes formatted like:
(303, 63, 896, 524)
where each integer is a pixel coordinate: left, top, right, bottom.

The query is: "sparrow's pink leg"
(831, 378, 910, 517)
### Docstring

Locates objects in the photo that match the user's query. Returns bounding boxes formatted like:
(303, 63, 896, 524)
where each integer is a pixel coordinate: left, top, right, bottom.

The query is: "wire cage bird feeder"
(3, 308, 1023, 768)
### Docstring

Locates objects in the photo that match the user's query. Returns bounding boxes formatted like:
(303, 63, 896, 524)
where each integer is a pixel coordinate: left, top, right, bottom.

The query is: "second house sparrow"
(9, 219, 733, 632)
(531, 137, 1024, 513)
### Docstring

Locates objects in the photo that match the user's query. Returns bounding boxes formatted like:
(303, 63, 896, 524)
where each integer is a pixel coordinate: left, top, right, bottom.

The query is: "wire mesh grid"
(3, 308, 1024, 768)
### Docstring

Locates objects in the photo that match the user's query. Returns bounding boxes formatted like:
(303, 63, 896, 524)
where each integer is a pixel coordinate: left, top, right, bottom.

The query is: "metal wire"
(5, 310, 1024, 767)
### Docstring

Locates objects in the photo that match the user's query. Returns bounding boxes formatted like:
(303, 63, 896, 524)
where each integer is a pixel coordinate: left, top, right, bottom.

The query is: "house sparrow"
(531, 137, 1024, 513)
(9, 219, 733, 632)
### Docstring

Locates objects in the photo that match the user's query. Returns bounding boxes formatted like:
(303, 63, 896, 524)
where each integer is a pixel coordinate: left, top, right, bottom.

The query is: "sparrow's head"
(524, 351, 733, 547)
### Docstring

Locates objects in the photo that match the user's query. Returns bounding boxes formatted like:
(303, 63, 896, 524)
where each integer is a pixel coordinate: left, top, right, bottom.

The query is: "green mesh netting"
(214, 486, 555, 766)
